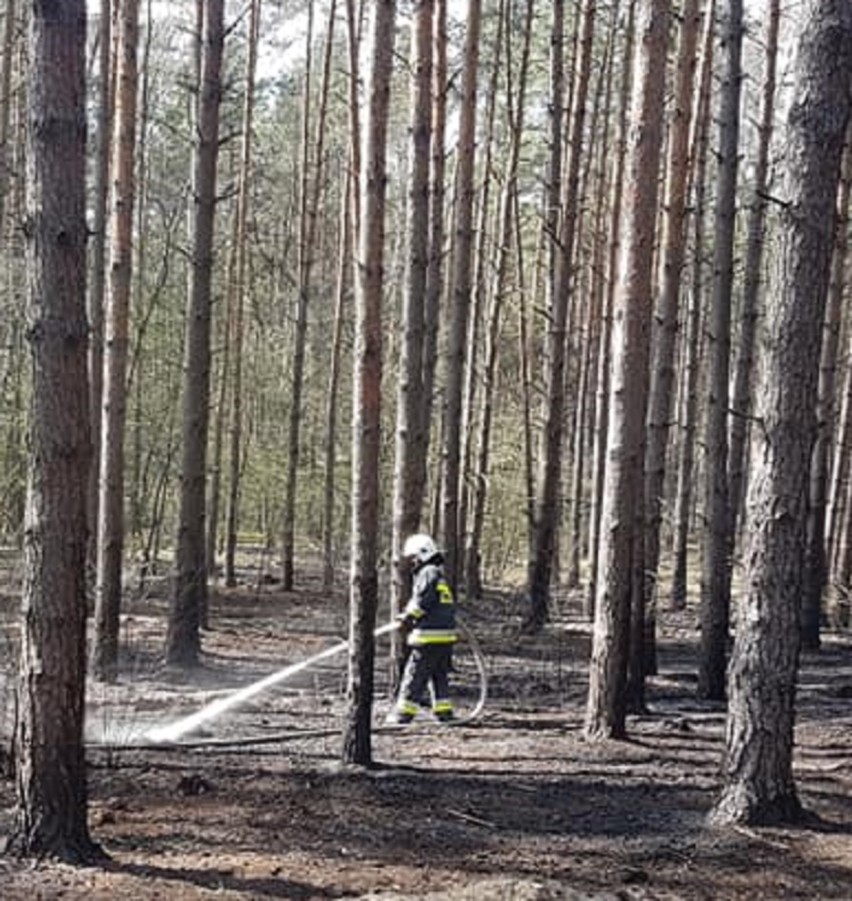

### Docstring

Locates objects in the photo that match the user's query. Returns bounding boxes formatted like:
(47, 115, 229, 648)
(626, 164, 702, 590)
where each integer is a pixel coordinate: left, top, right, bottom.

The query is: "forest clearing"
(1, 559, 851, 900)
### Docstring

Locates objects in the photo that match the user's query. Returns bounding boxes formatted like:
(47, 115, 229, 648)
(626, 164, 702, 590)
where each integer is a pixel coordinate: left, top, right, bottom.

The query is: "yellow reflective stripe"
(432, 700, 453, 713)
(407, 629, 457, 645)
(397, 701, 419, 716)
(437, 581, 454, 604)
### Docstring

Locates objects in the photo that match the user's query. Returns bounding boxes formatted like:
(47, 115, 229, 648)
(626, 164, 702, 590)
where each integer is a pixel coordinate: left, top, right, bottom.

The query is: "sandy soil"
(0, 562, 851, 900)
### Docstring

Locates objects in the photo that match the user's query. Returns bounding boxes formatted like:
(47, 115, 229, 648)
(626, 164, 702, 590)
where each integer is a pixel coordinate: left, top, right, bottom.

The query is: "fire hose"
(96, 616, 488, 750)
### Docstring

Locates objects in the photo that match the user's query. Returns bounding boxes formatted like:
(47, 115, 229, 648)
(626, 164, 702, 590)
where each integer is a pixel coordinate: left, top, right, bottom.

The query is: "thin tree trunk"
(670, 0, 714, 610)
(86, 0, 112, 571)
(92, 0, 141, 682)
(727, 0, 780, 542)
(802, 129, 852, 648)
(281, 0, 315, 591)
(322, 167, 352, 590)
(224, 0, 261, 589)
(467, 0, 534, 599)
(527, 0, 597, 630)
(391, 0, 433, 624)
(459, 0, 504, 586)
(440, 0, 481, 590)
(698, 0, 743, 701)
(7, 0, 99, 859)
(342, 0, 395, 768)
(585, 0, 669, 739)
(642, 0, 702, 618)
(166, 0, 225, 667)
(587, 0, 635, 622)
(711, 0, 852, 825)
(416, 0, 447, 507)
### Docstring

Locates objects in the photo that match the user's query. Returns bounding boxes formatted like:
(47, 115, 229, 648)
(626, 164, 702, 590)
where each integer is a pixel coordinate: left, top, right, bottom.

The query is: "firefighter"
(390, 533, 457, 724)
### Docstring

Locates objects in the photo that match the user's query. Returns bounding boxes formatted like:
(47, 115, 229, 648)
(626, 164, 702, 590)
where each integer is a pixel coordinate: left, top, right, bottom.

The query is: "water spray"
(144, 621, 401, 744)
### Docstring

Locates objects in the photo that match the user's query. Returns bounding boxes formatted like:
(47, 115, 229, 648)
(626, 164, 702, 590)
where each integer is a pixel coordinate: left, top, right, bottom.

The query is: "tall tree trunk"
(467, 0, 534, 599)
(670, 0, 714, 610)
(585, 0, 668, 739)
(342, 0, 395, 768)
(587, 0, 636, 622)
(527, 0, 598, 631)
(166, 0, 225, 667)
(86, 0, 112, 571)
(281, 0, 314, 591)
(322, 167, 352, 590)
(727, 0, 780, 543)
(391, 0, 433, 624)
(566, 6, 617, 593)
(91, 0, 141, 683)
(698, 0, 743, 701)
(711, 0, 852, 826)
(802, 130, 852, 648)
(642, 0, 701, 619)
(459, 0, 504, 588)
(224, 0, 261, 589)
(439, 0, 481, 590)
(417, 0, 447, 507)
(7, 0, 99, 860)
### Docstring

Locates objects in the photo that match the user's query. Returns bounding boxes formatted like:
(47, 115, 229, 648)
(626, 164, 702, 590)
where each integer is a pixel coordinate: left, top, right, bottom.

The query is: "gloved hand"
(396, 612, 415, 632)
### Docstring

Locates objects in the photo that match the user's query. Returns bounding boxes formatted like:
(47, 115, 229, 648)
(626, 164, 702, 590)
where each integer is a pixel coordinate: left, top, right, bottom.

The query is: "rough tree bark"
(440, 0, 481, 590)
(92, 0, 141, 683)
(642, 0, 701, 620)
(669, 0, 714, 610)
(698, 0, 744, 701)
(726, 0, 780, 546)
(585, 0, 669, 739)
(342, 0, 395, 767)
(527, 0, 598, 631)
(166, 0, 225, 667)
(802, 129, 852, 648)
(587, 0, 636, 622)
(391, 0, 433, 624)
(6, 0, 100, 860)
(711, 0, 852, 826)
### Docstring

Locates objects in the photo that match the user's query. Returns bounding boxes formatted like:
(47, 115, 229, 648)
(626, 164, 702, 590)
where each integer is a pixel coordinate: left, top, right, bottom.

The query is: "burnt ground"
(0, 557, 851, 900)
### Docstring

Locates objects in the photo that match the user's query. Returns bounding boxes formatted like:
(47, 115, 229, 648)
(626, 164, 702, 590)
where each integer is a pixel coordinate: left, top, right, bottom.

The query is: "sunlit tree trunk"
(585, 0, 668, 738)
(587, 0, 635, 622)
(322, 167, 352, 590)
(459, 0, 503, 590)
(440, 0, 481, 589)
(711, 0, 852, 825)
(224, 0, 261, 589)
(86, 0, 111, 570)
(670, 0, 714, 610)
(343, 0, 395, 767)
(391, 0, 432, 624)
(527, 0, 597, 630)
(166, 0, 225, 667)
(91, 0, 140, 683)
(281, 0, 314, 591)
(642, 0, 701, 619)
(727, 0, 780, 544)
(467, 0, 534, 599)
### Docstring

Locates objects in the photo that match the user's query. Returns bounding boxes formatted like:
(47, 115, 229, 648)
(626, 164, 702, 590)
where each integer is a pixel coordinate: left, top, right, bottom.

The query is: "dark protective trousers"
(397, 645, 453, 717)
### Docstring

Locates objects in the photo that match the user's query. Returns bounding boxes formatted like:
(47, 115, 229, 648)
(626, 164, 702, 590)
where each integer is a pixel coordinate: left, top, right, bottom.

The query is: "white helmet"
(402, 533, 439, 566)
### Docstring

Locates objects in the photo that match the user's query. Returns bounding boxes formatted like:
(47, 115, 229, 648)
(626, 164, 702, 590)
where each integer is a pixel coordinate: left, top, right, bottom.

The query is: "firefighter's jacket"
(402, 560, 457, 646)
